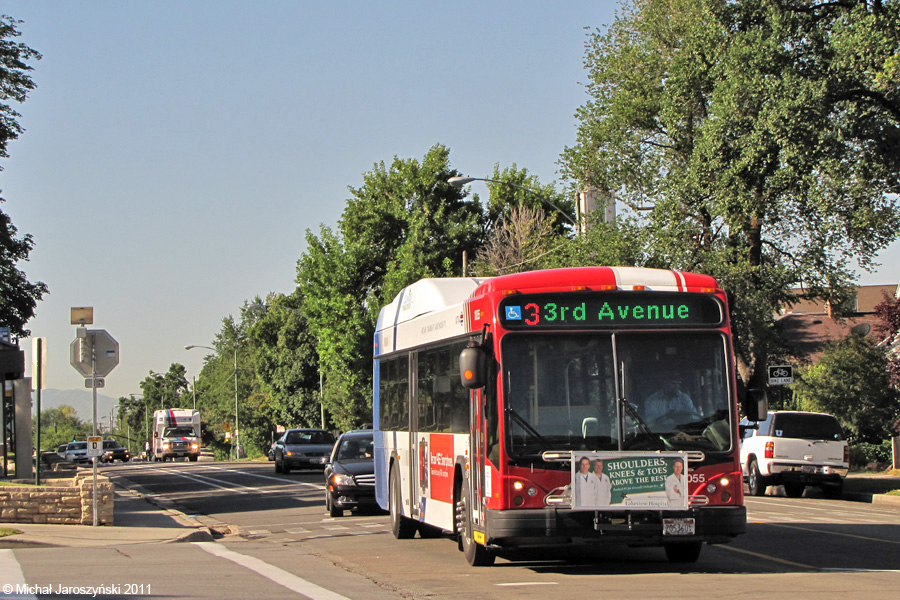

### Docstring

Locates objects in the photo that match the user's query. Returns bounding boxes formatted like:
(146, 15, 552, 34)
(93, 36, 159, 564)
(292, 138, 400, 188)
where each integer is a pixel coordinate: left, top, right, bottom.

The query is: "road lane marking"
(196, 465, 324, 491)
(716, 544, 816, 570)
(194, 542, 350, 600)
(145, 467, 250, 494)
(497, 582, 559, 587)
(0, 549, 38, 599)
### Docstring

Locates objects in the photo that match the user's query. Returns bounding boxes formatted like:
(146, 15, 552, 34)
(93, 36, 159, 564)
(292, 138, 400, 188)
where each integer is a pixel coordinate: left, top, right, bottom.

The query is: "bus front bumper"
(484, 505, 746, 549)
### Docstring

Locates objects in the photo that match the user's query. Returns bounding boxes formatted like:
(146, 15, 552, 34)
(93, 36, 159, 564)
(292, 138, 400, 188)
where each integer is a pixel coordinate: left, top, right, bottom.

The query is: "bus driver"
(644, 377, 699, 426)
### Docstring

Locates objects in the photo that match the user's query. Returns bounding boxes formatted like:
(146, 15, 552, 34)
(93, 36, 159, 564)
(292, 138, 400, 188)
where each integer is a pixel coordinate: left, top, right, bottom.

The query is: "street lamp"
(186, 344, 240, 461)
(447, 175, 577, 226)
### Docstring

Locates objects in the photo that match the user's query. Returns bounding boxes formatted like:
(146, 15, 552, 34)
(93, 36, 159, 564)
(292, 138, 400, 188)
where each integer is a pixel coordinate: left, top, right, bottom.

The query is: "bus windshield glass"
(164, 427, 196, 437)
(500, 331, 732, 460)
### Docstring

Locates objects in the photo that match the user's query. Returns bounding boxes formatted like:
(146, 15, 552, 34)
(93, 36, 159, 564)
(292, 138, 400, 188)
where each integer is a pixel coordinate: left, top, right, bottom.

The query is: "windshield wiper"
(621, 399, 667, 450)
(507, 408, 552, 450)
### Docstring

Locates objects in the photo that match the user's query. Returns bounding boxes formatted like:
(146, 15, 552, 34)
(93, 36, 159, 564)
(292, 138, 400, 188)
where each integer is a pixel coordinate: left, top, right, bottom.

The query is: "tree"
(874, 293, 900, 385)
(469, 164, 575, 276)
(190, 310, 275, 457)
(472, 205, 558, 276)
(248, 292, 321, 430)
(38, 405, 90, 450)
(139, 364, 189, 412)
(0, 15, 46, 337)
(296, 145, 487, 430)
(793, 332, 900, 443)
(561, 0, 900, 389)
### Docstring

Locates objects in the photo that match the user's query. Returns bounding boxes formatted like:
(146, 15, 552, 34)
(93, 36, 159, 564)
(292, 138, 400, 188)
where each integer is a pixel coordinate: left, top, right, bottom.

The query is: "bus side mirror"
(460, 346, 487, 389)
(742, 389, 768, 422)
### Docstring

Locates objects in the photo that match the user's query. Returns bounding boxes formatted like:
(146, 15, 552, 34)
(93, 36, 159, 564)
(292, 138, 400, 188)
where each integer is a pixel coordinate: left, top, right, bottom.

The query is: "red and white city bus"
(373, 267, 766, 566)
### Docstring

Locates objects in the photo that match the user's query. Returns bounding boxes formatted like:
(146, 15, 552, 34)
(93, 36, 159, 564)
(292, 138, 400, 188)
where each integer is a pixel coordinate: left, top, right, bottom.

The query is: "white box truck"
(152, 409, 201, 462)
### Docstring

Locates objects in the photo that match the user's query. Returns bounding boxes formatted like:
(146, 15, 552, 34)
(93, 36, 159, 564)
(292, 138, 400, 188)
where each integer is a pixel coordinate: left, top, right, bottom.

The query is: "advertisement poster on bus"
(570, 452, 688, 510)
(424, 433, 455, 503)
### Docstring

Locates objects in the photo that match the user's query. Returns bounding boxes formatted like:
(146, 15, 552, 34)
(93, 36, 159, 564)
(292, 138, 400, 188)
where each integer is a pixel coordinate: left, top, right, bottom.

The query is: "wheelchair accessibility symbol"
(505, 305, 522, 321)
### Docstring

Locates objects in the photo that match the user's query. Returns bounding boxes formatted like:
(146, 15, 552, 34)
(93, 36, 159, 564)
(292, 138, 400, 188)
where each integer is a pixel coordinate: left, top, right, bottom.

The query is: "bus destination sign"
(499, 293, 722, 329)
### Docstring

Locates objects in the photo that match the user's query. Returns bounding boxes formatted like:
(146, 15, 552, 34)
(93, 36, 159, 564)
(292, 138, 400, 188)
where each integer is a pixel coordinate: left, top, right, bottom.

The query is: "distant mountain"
(36, 388, 119, 423)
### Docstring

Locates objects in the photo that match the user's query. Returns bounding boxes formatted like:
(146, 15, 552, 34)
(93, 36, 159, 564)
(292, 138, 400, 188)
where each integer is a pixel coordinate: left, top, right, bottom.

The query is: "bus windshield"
(164, 427, 196, 437)
(500, 331, 732, 460)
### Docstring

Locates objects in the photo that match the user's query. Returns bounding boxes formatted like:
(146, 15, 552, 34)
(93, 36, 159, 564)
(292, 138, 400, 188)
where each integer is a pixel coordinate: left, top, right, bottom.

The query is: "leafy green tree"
(561, 0, 900, 389)
(481, 164, 574, 237)
(793, 332, 900, 443)
(38, 405, 90, 450)
(296, 226, 372, 430)
(0, 15, 46, 336)
(140, 364, 189, 412)
(117, 394, 152, 456)
(297, 144, 487, 430)
(0, 15, 39, 163)
(248, 292, 322, 430)
(190, 308, 278, 458)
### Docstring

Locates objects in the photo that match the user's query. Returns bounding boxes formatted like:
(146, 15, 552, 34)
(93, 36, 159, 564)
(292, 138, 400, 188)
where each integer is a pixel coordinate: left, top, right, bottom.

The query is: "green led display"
(499, 293, 722, 329)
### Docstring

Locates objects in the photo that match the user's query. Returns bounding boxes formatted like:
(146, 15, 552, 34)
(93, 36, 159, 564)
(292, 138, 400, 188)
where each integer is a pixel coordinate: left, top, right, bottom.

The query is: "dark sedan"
(324, 430, 377, 517)
(273, 428, 335, 474)
(100, 439, 131, 463)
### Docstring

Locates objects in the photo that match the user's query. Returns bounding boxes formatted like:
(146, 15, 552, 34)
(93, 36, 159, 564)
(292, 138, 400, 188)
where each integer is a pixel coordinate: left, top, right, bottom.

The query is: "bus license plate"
(663, 518, 695, 536)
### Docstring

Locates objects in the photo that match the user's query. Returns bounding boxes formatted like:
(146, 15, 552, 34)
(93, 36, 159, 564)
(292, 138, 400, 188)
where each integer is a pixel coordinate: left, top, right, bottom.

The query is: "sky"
(3, 1, 899, 405)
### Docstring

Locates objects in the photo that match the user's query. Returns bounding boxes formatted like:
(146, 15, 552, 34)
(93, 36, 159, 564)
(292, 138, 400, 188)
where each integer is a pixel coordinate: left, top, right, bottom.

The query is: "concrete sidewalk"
(0, 485, 214, 548)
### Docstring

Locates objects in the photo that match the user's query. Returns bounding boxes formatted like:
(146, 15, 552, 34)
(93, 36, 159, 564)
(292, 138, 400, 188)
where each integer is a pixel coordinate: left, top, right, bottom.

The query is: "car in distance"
(273, 428, 335, 474)
(100, 439, 131, 463)
(324, 430, 377, 517)
(740, 410, 849, 498)
(64, 441, 91, 465)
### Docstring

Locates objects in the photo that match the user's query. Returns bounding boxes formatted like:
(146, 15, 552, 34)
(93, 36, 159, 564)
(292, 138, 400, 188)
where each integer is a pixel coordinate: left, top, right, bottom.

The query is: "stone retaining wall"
(0, 473, 114, 525)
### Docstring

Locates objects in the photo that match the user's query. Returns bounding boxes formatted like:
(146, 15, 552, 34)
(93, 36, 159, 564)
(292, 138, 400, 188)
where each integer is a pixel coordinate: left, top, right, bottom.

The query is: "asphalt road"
(7, 460, 900, 599)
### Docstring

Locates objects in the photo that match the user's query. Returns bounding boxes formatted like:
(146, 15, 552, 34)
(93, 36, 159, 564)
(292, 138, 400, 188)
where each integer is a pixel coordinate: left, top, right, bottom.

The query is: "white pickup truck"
(740, 410, 849, 499)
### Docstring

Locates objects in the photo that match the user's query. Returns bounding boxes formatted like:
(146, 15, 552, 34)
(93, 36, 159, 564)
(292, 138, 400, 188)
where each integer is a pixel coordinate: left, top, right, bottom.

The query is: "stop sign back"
(70, 329, 119, 377)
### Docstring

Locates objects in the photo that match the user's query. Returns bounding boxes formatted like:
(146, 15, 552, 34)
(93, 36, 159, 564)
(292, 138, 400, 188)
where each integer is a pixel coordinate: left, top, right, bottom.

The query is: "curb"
(843, 491, 900, 506)
(109, 474, 240, 539)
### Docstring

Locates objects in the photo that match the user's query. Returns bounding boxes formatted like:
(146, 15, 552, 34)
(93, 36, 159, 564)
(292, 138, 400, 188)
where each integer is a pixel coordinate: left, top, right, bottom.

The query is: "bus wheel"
(748, 459, 768, 496)
(664, 541, 702, 563)
(457, 485, 495, 566)
(390, 467, 416, 539)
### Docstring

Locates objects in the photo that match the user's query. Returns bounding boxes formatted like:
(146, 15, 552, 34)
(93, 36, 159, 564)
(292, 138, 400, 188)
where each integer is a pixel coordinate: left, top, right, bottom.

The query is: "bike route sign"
(768, 365, 794, 386)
